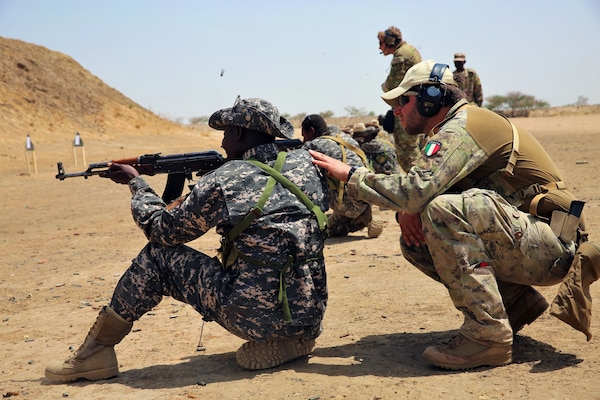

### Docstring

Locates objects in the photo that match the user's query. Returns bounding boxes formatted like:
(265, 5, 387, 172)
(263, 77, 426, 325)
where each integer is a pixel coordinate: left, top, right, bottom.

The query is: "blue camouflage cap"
(209, 96, 294, 139)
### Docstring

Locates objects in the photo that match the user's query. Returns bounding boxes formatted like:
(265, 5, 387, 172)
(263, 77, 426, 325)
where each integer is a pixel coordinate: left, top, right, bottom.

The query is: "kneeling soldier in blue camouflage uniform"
(310, 60, 593, 370)
(45, 97, 330, 381)
(301, 114, 383, 239)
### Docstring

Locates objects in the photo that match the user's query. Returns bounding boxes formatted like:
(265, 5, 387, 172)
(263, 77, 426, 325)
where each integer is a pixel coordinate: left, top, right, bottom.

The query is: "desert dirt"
(0, 114, 599, 400)
(2, 37, 600, 400)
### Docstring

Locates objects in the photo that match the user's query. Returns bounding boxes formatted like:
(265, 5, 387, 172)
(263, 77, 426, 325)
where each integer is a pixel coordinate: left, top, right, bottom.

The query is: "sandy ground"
(2, 114, 600, 400)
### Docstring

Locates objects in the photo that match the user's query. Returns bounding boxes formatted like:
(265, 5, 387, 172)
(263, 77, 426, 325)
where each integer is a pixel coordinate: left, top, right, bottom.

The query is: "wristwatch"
(347, 166, 358, 182)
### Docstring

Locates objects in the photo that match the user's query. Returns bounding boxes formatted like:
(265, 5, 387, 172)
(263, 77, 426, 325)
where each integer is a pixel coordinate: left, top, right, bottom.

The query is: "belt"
(507, 181, 567, 217)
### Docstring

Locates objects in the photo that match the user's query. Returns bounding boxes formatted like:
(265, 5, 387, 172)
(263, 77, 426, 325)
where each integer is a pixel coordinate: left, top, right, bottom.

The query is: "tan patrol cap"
(352, 123, 366, 133)
(381, 60, 457, 107)
(454, 52, 466, 61)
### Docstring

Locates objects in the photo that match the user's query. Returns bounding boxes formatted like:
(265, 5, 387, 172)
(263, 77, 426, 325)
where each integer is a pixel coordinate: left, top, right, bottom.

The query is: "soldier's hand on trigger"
(99, 163, 140, 185)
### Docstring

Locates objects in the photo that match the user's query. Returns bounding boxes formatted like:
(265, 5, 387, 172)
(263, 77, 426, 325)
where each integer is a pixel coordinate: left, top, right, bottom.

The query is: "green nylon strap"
(220, 152, 286, 268)
(321, 135, 372, 172)
(225, 151, 287, 243)
(220, 151, 327, 323)
(278, 256, 293, 323)
(247, 155, 328, 232)
(321, 135, 373, 204)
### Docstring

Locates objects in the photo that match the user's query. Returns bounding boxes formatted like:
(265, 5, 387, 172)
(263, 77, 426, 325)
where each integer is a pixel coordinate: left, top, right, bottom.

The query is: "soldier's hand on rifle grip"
(99, 163, 140, 184)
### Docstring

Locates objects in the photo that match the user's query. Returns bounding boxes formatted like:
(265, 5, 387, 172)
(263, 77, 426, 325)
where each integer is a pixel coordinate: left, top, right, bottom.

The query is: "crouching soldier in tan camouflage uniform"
(45, 97, 330, 381)
(310, 60, 598, 370)
(301, 114, 383, 239)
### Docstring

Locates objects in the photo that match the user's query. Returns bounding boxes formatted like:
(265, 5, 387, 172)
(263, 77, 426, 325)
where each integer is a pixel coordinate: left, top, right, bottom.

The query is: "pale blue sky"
(1, 0, 599, 122)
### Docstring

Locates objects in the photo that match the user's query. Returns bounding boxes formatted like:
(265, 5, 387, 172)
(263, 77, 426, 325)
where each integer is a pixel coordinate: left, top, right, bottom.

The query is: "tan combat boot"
(45, 306, 133, 382)
(422, 334, 512, 370)
(236, 337, 315, 370)
(367, 220, 384, 238)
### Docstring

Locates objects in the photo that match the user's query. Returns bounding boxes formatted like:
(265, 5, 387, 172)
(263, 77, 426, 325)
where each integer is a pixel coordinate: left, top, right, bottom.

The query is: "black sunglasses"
(399, 91, 418, 107)
(399, 96, 411, 107)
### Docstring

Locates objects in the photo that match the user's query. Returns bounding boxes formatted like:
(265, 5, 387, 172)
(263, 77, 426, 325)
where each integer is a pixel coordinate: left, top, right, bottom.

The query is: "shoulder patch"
(424, 141, 441, 157)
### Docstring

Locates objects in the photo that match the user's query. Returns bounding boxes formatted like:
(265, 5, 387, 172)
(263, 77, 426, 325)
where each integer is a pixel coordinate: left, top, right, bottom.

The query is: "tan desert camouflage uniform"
(382, 42, 422, 172)
(347, 100, 580, 345)
(453, 68, 484, 106)
(109, 142, 330, 343)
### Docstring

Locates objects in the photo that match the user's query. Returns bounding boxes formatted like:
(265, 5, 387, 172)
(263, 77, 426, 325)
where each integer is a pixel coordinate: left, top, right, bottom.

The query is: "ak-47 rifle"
(55, 138, 304, 203)
(56, 150, 226, 203)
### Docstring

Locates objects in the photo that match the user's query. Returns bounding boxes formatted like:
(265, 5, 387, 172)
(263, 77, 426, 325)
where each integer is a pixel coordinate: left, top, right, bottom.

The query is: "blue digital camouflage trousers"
(109, 242, 322, 342)
(400, 188, 573, 345)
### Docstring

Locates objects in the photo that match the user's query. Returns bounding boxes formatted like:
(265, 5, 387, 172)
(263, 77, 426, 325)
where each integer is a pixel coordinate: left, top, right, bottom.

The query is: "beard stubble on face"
(400, 108, 429, 136)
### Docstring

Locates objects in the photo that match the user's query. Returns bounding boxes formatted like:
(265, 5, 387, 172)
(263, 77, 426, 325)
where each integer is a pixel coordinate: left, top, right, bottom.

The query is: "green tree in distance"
(485, 91, 549, 114)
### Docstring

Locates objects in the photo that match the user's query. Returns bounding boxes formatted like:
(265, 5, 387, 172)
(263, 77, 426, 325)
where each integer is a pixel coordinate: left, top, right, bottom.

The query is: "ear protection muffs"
(383, 30, 399, 48)
(416, 63, 449, 117)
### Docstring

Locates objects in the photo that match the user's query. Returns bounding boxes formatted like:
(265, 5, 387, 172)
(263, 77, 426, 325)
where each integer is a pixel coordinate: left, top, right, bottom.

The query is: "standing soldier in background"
(378, 26, 422, 172)
(453, 52, 484, 107)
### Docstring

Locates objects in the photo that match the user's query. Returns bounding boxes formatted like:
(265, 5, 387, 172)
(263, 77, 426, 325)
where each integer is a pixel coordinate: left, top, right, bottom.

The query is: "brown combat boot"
(506, 286, 549, 334)
(236, 338, 315, 370)
(422, 334, 512, 370)
(45, 306, 133, 382)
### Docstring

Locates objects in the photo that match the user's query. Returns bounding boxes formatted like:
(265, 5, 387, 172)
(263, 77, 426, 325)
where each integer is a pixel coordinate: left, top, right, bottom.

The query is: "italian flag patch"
(424, 140, 441, 156)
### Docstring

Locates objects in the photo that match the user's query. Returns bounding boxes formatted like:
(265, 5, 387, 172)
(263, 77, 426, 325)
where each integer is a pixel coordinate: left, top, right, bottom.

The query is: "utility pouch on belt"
(550, 200, 585, 243)
(550, 240, 600, 341)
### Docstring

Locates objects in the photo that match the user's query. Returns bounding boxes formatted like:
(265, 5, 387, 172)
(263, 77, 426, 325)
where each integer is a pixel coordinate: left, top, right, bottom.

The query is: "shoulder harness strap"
(222, 151, 327, 323)
(322, 135, 372, 204)
(247, 153, 328, 231)
(322, 135, 372, 170)
(498, 115, 520, 176)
